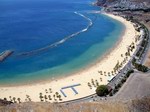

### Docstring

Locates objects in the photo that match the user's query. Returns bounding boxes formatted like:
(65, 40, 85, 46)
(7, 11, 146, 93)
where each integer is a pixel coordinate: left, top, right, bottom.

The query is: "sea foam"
(17, 12, 93, 57)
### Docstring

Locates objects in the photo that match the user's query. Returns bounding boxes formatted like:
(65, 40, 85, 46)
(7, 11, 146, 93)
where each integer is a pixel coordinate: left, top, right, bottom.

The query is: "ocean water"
(0, 0, 124, 84)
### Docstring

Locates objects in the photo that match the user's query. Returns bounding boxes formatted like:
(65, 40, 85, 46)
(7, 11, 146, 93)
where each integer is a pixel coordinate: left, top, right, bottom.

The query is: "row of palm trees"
(3, 88, 62, 103)
(25, 95, 31, 102)
(4, 96, 23, 103)
(45, 88, 53, 94)
(98, 71, 115, 77)
(97, 43, 135, 77)
(39, 91, 62, 102)
(135, 35, 140, 43)
(87, 78, 103, 89)
(4, 94, 33, 104)
(113, 42, 136, 73)
(91, 41, 137, 90)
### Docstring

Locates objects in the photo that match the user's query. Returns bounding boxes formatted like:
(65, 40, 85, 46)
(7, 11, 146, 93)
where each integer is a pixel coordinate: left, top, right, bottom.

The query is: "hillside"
(97, 0, 150, 10)
(97, 0, 150, 28)
(0, 97, 150, 112)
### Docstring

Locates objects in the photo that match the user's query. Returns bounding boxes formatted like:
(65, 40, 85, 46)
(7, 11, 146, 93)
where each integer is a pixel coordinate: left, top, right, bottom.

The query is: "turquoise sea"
(0, 0, 124, 84)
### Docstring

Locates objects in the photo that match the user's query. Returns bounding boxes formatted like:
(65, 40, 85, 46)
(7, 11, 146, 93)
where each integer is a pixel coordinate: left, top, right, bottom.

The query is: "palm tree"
(88, 82, 92, 89)
(87, 82, 90, 86)
(53, 94, 56, 100)
(96, 81, 99, 87)
(93, 80, 96, 87)
(39, 93, 43, 96)
(123, 58, 126, 63)
(17, 98, 21, 103)
(55, 92, 59, 97)
(4, 98, 7, 101)
(108, 72, 110, 76)
(49, 88, 52, 93)
(93, 83, 96, 87)
(121, 54, 123, 57)
(48, 95, 52, 100)
(25, 99, 27, 102)
(98, 71, 103, 75)
(127, 48, 130, 56)
(58, 95, 61, 99)
(58, 95, 62, 101)
(45, 89, 48, 94)
(9, 96, 12, 102)
(26, 95, 30, 99)
(111, 71, 114, 76)
(39, 95, 43, 102)
(44, 95, 48, 102)
(28, 98, 32, 102)
(120, 62, 123, 67)
(91, 79, 94, 85)
(125, 52, 128, 57)
(13, 97, 16, 103)
(39, 93, 43, 101)
(132, 45, 135, 50)
(100, 78, 102, 82)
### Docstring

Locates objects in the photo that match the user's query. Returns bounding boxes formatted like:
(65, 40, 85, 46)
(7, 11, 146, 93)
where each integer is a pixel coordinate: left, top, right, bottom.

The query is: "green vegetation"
(109, 69, 134, 96)
(96, 85, 109, 96)
(126, 69, 134, 77)
(134, 63, 148, 72)
(132, 57, 148, 72)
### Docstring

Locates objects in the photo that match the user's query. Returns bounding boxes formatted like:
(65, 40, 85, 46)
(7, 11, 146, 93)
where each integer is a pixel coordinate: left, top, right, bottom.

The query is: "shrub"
(121, 78, 126, 83)
(126, 69, 134, 77)
(96, 85, 109, 96)
(134, 63, 149, 72)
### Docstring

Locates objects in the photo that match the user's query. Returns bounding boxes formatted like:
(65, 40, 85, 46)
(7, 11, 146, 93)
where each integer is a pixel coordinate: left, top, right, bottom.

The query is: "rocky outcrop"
(96, 0, 150, 12)
(96, 0, 150, 28)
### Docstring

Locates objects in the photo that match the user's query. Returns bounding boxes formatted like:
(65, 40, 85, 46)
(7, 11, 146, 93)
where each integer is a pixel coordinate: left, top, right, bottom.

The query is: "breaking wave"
(16, 12, 93, 56)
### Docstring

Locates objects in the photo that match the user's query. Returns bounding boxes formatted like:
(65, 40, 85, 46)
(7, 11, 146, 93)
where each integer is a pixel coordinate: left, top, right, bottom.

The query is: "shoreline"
(0, 22, 125, 87)
(0, 13, 139, 102)
(0, 13, 125, 87)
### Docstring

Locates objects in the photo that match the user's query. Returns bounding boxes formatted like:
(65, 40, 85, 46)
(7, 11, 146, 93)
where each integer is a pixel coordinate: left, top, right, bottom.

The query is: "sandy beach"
(0, 13, 140, 103)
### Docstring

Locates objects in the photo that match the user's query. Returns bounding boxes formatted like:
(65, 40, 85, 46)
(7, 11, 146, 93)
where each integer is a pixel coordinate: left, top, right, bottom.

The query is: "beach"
(0, 13, 140, 103)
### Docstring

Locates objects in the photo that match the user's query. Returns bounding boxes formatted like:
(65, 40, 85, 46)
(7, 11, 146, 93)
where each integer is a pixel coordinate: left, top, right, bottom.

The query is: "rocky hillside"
(0, 97, 150, 112)
(96, 0, 150, 27)
(96, 0, 150, 11)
